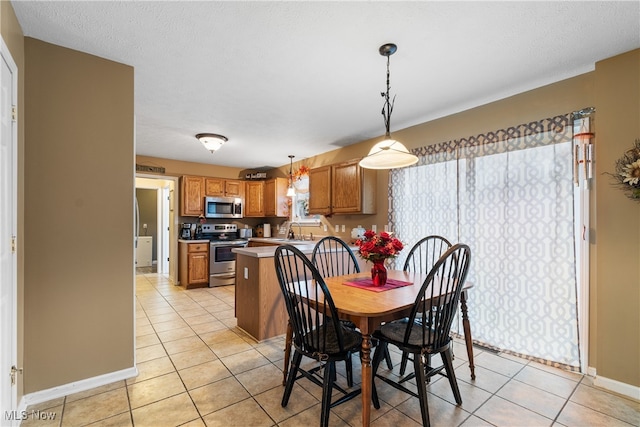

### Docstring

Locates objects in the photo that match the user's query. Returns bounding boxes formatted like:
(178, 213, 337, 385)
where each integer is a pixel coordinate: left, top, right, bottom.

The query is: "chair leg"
(384, 346, 394, 370)
(399, 351, 410, 375)
(345, 352, 353, 387)
(321, 361, 336, 427)
(442, 348, 462, 405)
(282, 350, 302, 407)
(414, 353, 431, 427)
(282, 321, 293, 385)
(370, 340, 388, 410)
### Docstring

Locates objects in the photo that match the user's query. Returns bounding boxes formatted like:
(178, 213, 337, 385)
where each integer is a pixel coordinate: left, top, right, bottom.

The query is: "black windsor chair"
(274, 245, 362, 427)
(371, 243, 471, 427)
(399, 235, 453, 375)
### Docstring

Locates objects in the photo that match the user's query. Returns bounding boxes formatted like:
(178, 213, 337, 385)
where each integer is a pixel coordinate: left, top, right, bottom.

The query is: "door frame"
(135, 175, 178, 283)
(1, 35, 19, 419)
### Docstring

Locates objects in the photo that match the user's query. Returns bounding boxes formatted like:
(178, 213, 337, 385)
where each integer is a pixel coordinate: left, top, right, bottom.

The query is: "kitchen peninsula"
(233, 240, 364, 341)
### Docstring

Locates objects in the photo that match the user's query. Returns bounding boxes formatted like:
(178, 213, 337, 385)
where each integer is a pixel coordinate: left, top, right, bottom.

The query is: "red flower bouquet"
(355, 230, 404, 262)
(355, 230, 403, 286)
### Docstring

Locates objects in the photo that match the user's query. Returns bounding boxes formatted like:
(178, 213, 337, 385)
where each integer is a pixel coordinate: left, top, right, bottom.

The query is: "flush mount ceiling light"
(286, 155, 296, 197)
(359, 43, 418, 170)
(196, 133, 228, 152)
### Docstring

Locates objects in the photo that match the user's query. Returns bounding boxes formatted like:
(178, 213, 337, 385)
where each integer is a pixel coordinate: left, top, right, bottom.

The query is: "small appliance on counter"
(239, 227, 253, 239)
(180, 223, 194, 239)
(351, 225, 366, 240)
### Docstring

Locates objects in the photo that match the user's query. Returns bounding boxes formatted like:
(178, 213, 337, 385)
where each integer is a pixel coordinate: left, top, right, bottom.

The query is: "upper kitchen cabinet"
(245, 181, 265, 217)
(205, 178, 244, 199)
(264, 177, 289, 217)
(309, 159, 376, 215)
(307, 165, 332, 215)
(245, 178, 289, 217)
(180, 175, 205, 216)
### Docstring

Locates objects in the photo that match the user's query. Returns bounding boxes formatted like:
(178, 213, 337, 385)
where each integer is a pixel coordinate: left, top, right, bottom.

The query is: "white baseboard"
(589, 367, 640, 401)
(17, 366, 138, 413)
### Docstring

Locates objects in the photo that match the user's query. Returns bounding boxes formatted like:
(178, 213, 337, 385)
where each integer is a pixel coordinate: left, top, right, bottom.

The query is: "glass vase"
(371, 260, 387, 287)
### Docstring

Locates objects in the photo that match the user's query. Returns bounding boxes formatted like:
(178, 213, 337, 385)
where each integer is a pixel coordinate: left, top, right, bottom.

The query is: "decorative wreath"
(610, 138, 640, 202)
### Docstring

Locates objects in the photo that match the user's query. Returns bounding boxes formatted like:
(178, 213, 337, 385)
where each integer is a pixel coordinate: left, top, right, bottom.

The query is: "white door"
(160, 185, 170, 273)
(0, 37, 18, 417)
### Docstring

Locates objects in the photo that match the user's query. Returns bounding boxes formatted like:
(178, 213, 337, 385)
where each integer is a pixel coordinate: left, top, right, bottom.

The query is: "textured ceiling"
(11, 1, 640, 169)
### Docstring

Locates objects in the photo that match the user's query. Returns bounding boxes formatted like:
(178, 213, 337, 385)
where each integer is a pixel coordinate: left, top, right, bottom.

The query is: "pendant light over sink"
(286, 155, 296, 197)
(359, 43, 418, 170)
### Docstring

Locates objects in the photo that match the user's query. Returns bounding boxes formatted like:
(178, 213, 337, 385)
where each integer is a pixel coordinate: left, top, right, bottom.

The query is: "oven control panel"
(201, 224, 237, 234)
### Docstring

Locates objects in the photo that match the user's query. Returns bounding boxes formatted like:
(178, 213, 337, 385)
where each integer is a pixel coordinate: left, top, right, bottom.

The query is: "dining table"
(317, 269, 476, 427)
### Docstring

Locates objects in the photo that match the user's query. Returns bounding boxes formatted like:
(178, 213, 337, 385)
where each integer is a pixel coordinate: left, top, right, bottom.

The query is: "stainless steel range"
(197, 224, 248, 287)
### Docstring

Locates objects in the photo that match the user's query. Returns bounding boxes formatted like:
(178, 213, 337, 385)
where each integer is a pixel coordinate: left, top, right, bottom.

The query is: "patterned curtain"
(389, 114, 580, 368)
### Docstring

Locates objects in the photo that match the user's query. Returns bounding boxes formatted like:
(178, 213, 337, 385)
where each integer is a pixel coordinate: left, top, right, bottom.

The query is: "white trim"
(573, 115, 592, 374)
(18, 367, 138, 411)
(592, 373, 640, 401)
(1, 34, 19, 420)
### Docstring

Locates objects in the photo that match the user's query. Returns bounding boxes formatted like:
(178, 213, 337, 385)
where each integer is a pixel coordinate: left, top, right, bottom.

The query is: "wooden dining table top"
(321, 269, 473, 320)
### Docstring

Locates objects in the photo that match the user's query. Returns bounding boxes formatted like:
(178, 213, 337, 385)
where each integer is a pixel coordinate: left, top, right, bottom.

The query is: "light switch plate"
(341, 225, 346, 232)
(371, 224, 377, 232)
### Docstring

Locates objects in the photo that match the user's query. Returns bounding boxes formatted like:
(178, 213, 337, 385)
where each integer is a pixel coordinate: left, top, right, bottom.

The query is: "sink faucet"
(288, 222, 302, 240)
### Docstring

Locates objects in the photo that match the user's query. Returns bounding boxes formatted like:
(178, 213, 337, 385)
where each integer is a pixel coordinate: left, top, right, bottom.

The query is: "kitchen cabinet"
(244, 181, 265, 217)
(308, 159, 376, 215)
(245, 177, 288, 217)
(307, 165, 332, 215)
(205, 178, 244, 199)
(264, 177, 289, 217)
(178, 241, 209, 289)
(235, 251, 288, 340)
(180, 175, 205, 216)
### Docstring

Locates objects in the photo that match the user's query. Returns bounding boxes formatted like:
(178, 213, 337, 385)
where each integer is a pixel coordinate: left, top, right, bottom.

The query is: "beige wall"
(592, 49, 640, 386)
(23, 38, 135, 392)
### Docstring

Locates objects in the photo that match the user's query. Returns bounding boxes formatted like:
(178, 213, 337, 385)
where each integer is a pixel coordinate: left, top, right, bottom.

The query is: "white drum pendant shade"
(359, 139, 418, 169)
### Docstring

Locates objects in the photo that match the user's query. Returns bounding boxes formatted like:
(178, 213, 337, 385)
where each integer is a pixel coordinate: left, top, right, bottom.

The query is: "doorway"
(135, 176, 178, 283)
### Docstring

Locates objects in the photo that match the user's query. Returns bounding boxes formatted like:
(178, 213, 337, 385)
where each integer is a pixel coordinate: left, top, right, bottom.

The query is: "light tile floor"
(24, 272, 639, 427)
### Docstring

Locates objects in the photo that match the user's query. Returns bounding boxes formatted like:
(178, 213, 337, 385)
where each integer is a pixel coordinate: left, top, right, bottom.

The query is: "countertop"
(178, 239, 210, 244)
(233, 238, 359, 258)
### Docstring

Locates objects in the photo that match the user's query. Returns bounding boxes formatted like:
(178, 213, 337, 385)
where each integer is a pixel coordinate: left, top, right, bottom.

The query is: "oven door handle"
(211, 272, 236, 280)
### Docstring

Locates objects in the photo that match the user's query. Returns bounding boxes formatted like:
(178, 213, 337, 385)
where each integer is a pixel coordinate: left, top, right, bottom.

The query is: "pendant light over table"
(359, 43, 418, 170)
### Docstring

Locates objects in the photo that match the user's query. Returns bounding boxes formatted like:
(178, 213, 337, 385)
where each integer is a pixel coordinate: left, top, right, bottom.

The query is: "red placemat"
(343, 277, 413, 292)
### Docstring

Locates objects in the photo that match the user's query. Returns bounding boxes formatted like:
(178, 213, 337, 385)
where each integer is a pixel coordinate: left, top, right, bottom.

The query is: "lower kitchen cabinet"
(179, 241, 209, 289)
(235, 252, 288, 340)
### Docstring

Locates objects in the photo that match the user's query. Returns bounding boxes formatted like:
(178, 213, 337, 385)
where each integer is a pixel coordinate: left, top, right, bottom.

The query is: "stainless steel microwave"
(204, 196, 243, 219)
